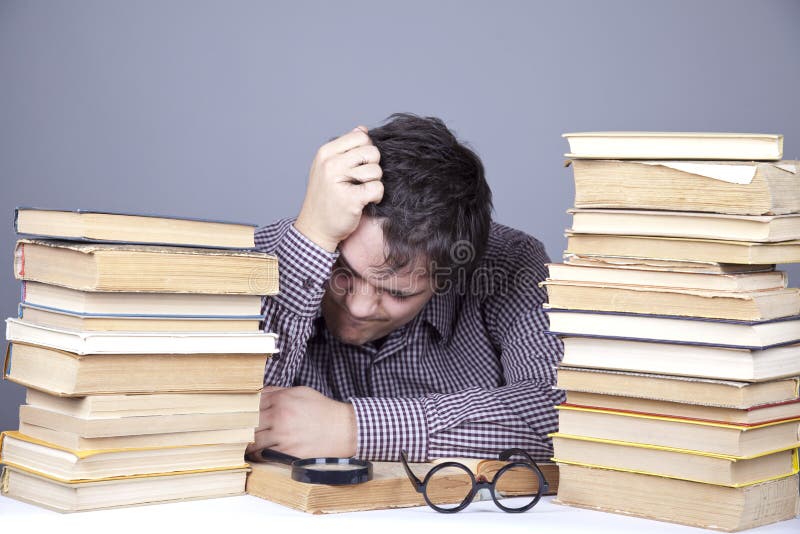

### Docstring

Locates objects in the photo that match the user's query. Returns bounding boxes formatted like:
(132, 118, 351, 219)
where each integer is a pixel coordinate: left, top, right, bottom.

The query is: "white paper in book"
(637, 161, 797, 185)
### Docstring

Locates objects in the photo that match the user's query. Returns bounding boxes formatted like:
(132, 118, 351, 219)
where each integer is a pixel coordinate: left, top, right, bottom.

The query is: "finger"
(345, 163, 382, 183)
(260, 386, 285, 409)
(337, 145, 380, 171)
(256, 406, 274, 429)
(321, 126, 372, 158)
(247, 428, 279, 454)
(355, 179, 384, 206)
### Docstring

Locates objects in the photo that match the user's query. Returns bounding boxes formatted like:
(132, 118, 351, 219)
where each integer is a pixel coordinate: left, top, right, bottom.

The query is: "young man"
(248, 114, 563, 462)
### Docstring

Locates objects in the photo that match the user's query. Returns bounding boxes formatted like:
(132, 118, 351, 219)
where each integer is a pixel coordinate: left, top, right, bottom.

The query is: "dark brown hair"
(364, 113, 493, 282)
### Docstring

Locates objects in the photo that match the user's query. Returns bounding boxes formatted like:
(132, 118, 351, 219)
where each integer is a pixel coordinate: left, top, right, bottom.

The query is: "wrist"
(341, 402, 357, 457)
(293, 218, 338, 253)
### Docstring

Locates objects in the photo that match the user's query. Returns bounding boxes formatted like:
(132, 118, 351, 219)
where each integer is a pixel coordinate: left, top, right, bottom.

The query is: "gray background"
(1, 0, 799, 431)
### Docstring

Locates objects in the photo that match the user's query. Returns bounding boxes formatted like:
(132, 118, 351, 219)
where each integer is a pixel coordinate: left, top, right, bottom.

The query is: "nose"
(345, 276, 380, 320)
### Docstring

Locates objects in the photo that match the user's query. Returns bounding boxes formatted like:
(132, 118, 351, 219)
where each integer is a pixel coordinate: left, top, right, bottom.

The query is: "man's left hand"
(245, 386, 357, 460)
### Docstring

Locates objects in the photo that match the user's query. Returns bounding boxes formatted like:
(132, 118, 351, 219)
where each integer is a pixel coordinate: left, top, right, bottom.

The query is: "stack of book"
(0, 209, 279, 512)
(545, 133, 800, 531)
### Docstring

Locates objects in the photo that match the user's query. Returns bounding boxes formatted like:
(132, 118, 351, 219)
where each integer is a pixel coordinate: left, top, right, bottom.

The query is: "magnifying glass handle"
(260, 448, 300, 465)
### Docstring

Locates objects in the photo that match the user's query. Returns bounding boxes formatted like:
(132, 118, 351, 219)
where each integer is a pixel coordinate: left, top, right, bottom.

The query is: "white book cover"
(5, 318, 277, 355)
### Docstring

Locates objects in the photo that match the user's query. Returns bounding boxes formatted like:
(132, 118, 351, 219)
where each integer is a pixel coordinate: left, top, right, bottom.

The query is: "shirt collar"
(422, 288, 457, 343)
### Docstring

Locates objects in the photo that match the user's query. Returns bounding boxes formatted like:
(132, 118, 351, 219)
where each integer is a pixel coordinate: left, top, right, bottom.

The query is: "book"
(566, 233, 800, 264)
(18, 303, 262, 333)
(550, 434, 798, 487)
(568, 159, 799, 215)
(5, 342, 271, 395)
(555, 465, 799, 532)
(563, 254, 774, 274)
(562, 132, 784, 160)
(546, 262, 787, 291)
(14, 208, 257, 249)
(14, 239, 278, 295)
(5, 318, 277, 354)
(21, 281, 263, 316)
(245, 458, 558, 514)
(24, 389, 261, 418)
(0, 431, 249, 480)
(18, 422, 254, 450)
(563, 391, 800, 425)
(555, 367, 800, 408)
(0, 464, 248, 513)
(556, 404, 800, 457)
(541, 281, 800, 321)
(568, 209, 800, 243)
(546, 309, 800, 349)
(560, 336, 800, 382)
(18, 404, 259, 437)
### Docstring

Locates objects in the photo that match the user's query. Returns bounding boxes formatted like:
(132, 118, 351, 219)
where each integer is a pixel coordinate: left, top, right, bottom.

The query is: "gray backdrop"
(1, 0, 799, 431)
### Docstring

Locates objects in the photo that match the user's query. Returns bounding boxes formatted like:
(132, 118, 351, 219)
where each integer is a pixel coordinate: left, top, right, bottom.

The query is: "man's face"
(321, 217, 435, 346)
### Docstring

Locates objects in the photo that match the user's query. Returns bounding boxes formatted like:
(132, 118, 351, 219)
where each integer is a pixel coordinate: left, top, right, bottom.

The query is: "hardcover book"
(0, 464, 249, 513)
(555, 367, 800, 408)
(568, 209, 800, 243)
(559, 336, 800, 381)
(14, 207, 257, 249)
(555, 466, 799, 532)
(0, 431, 249, 480)
(246, 458, 558, 514)
(550, 433, 798, 487)
(4, 342, 271, 395)
(567, 158, 799, 215)
(562, 132, 784, 160)
(565, 233, 800, 265)
(14, 239, 278, 295)
(556, 404, 800, 457)
(546, 308, 800, 349)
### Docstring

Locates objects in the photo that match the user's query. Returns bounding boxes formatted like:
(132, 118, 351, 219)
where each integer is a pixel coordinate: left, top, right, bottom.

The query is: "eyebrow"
(337, 253, 425, 298)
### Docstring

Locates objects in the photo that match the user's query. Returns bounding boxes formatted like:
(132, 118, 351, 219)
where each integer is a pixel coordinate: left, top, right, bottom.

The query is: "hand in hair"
(294, 125, 384, 252)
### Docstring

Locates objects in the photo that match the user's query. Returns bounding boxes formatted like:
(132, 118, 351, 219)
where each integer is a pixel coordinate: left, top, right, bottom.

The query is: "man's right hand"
(294, 125, 384, 252)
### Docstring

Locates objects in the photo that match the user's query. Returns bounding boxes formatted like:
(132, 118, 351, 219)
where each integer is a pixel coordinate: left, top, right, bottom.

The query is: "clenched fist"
(294, 125, 384, 252)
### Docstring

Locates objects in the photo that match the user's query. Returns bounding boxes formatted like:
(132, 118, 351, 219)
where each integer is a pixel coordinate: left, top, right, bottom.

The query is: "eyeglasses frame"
(399, 448, 550, 514)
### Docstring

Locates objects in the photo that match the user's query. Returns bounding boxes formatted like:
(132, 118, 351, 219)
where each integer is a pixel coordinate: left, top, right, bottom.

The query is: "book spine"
(14, 243, 25, 278)
(2, 344, 11, 379)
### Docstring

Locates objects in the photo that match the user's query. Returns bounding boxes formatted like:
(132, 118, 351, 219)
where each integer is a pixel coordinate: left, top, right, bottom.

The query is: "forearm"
(255, 219, 338, 386)
(349, 379, 563, 462)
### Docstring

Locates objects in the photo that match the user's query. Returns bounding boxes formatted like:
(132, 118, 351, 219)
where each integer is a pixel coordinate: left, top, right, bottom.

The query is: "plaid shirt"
(255, 218, 564, 462)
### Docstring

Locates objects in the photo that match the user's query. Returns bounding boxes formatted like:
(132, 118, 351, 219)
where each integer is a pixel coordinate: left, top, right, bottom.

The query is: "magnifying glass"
(258, 448, 373, 485)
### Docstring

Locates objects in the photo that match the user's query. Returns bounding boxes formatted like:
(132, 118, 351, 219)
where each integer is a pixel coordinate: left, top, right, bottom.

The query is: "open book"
(245, 457, 558, 514)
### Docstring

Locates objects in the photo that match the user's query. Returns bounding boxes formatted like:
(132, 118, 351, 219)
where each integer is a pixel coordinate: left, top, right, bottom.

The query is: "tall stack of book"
(0, 209, 278, 512)
(545, 133, 800, 531)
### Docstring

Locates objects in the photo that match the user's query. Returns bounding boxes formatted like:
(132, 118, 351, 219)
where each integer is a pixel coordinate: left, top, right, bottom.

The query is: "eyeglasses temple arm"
(398, 450, 425, 492)
(498, 448, 550, 490)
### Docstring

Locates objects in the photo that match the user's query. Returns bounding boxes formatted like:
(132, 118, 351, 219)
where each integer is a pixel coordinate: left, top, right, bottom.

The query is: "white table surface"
(1, 493, 798, 534)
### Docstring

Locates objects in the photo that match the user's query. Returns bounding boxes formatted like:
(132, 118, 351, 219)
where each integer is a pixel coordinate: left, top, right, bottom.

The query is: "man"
(248, 113, 563, 462)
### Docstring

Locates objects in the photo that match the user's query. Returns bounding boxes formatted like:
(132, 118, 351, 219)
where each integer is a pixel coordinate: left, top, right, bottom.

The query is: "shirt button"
(302, 277, 315, 290)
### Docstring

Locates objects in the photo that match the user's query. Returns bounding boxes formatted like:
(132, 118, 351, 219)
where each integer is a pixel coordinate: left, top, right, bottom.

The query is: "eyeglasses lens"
(424, 464, 473, 511)
(493, 464, 541, 510)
